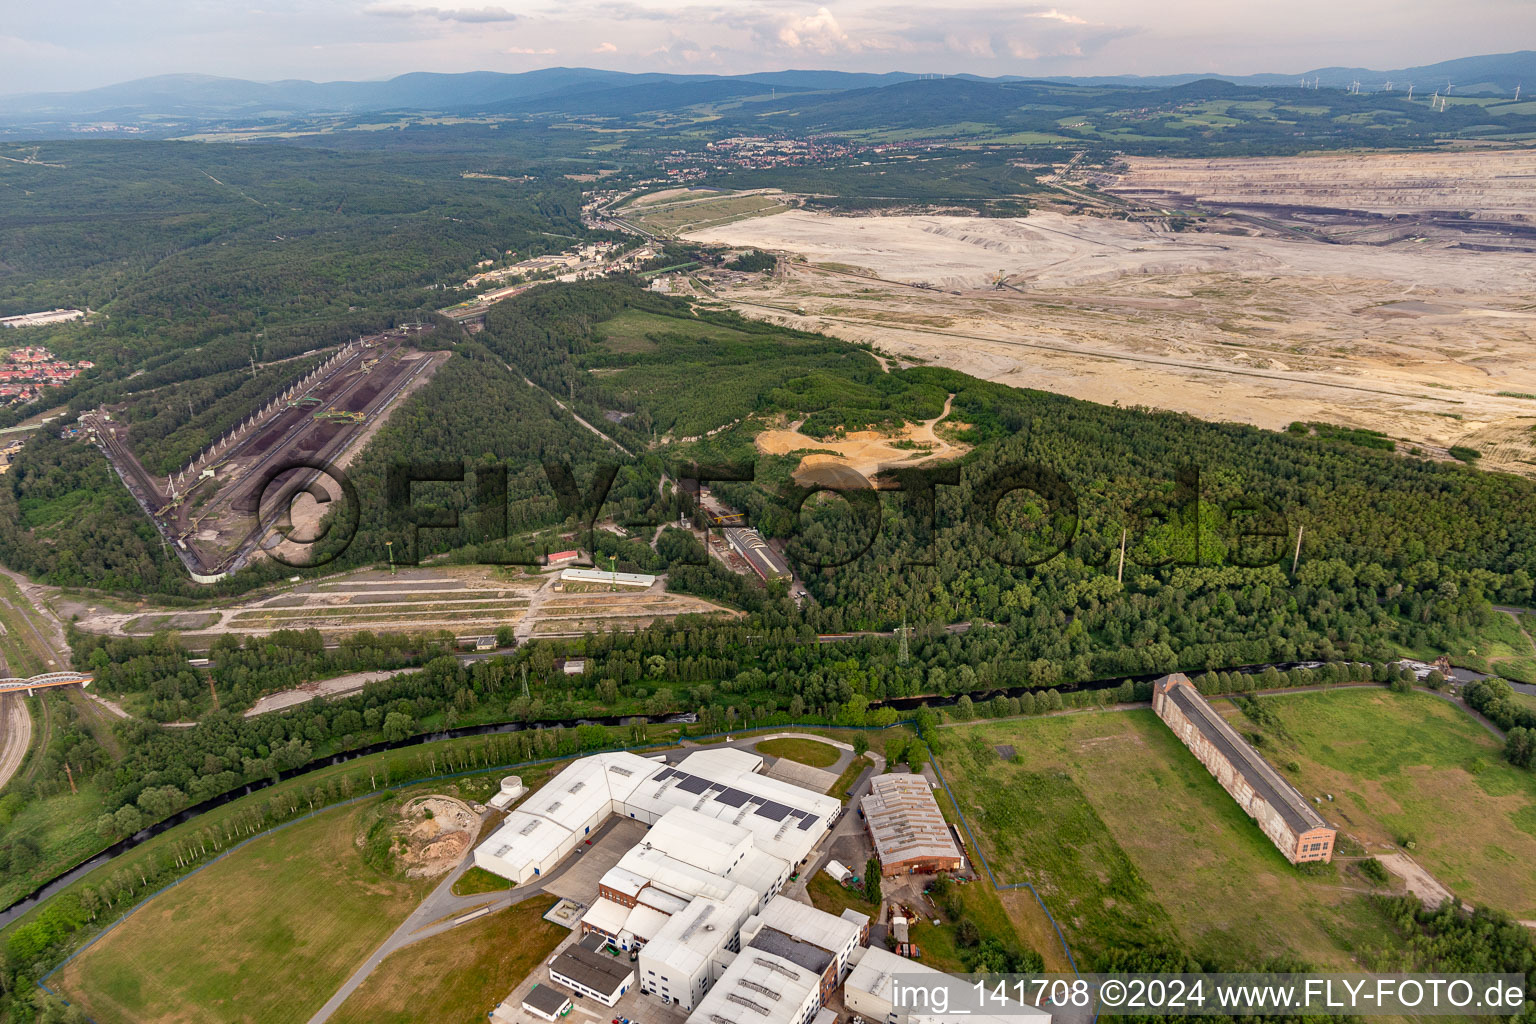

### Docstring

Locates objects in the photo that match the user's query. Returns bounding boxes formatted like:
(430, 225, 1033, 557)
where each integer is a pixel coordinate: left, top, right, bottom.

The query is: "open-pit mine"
(684, 148, 1536, 474)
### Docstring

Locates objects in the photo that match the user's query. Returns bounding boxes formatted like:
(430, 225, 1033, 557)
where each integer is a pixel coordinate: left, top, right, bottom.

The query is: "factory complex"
(482, 747, 1050, 1024)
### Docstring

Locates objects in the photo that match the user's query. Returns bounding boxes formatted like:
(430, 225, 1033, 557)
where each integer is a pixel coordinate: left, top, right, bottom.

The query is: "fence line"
(36, 722, 1080, 1020)
(31, 722, 901, 1013)
(925, 741, 1081, 978)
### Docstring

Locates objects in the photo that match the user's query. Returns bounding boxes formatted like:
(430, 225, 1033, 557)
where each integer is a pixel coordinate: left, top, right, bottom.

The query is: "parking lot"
(491, 923, 690, 1024)
(545, 817, 649, 904)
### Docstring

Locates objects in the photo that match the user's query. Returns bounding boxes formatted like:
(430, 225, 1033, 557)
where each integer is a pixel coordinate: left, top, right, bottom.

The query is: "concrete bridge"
(0, 671, 91, 696)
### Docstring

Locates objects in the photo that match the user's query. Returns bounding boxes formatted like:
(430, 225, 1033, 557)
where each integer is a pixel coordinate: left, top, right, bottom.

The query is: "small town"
(0, 344, 94, 404)
(2, 11, 1535, 1024)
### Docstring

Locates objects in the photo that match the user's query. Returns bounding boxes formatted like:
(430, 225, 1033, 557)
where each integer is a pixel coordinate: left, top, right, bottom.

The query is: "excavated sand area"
(397, 795, 479, 878)
(1112, 149, 1536, 219)
(687, 175, 1536, 474)
(754, 395, 968, 486)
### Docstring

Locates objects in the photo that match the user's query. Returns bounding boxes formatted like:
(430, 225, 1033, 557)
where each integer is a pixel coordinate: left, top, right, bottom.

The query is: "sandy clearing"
(687, 208, 1536, 293)
(1377, 852, 1461, 910)
(755, 393, 968, 486)
(244, 668, 421, 717)
(1112, 150, 1536, 219)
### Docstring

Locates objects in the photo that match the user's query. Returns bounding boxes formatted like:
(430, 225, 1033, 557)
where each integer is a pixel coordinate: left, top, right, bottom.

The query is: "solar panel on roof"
(797, 815, 817, 830)
(754, 800, 790, 820)
(676, 775, 711, 794)
(716, 787, 750, 807)
(653, 767, 676, 780)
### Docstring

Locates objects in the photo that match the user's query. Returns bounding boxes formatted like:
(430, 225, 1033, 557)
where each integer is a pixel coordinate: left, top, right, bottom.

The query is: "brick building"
(1153, 674, 1335, 864)
(861, 772, 964, 876)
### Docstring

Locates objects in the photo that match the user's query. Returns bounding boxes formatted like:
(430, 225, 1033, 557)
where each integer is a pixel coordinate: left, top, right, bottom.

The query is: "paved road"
(306, 814, 628, 1024)
(0, 693, 32, 791)
(784, 753, 883, 905)
(308, 737, 872, 1023)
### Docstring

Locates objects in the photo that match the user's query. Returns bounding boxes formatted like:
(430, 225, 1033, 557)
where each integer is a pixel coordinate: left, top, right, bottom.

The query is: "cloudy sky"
(1, 0, 1529, 95)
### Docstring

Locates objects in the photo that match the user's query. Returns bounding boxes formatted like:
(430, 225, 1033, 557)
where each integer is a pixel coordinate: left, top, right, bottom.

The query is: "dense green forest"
(0, 139, 588, 414)
(4, 112, 1536, 1021)
(726, 77, 1536, 154)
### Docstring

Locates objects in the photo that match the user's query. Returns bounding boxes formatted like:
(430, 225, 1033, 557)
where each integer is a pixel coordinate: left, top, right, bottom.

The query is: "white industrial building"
(559, 567, 657, 589)
(844, 947, 1051, 1024)
(474, 748, 845, 1016)
(473, 748, 839, 886)
(684, 897, 869, 1024)
(587, 806, 784, 951)
(638, 888, 757, 1009)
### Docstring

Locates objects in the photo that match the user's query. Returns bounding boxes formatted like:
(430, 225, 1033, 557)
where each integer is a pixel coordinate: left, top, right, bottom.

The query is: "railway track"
(0, 693, 31, 792)
(224, 350, 446, 575)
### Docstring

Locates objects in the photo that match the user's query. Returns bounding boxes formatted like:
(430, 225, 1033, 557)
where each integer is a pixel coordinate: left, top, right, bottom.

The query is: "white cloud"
(593, 41, 618, 52)
(1027, 8, 1089, 25)
(365, 5, 519, 23)
(0, 0, 1524, 95)
(777, 6, 856, 53)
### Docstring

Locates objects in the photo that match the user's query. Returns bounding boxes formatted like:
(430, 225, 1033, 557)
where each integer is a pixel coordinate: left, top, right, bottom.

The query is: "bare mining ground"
(685, 152, 1536, 473)
(1109, 149, 1536, 220)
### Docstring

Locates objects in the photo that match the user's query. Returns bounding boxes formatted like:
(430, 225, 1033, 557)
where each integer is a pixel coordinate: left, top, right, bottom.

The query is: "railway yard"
(84, 326, 445, 581)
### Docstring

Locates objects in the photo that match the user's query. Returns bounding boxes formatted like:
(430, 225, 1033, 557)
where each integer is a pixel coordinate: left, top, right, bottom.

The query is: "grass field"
(826, 758, 867, 798)
(0, 573, 58, 677)
(55, 800, 435, 1024)
(597, 309, 749, 354)
(453, 865, 514, 896)
(626, 193, 787, 235)
(329, 896, 566, 1024)
(756, 736, 840, 767)
(1219, 688, 1536, 917)
(807, 870, 880, 919)
(938, 709, 1400, 968)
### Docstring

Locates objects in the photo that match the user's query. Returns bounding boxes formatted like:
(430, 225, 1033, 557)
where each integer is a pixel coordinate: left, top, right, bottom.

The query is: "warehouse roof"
(845, 946, 1051, 1024)
(479, 747, 836, 885)
(643, 887, 758, 979)
(523, 984, 571, 1016)
(860, 773, 963, 867)
(747, 927, 833, 976)
(687, 945, 820, 1024)
(754, 895, 865, 964)
(561, 567, 656, 588)
(550, 938, 635, 998)
(1164, 680, 1326, 835)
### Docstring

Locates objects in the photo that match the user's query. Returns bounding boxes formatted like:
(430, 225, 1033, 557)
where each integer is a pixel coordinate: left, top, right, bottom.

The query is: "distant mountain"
(1, 51, 1529, 125)
(0, 68, 664, 119)
(477, 77, 810, 116)
(1037, 50, 1536, 95)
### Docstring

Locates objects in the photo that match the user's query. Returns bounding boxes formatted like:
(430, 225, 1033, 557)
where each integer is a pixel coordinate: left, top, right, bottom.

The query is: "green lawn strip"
(1225, 688, 1536, 917)
(755, 736, 840, 767)
(54, 802, 433, 1024)
(329, 896, 566, 1024)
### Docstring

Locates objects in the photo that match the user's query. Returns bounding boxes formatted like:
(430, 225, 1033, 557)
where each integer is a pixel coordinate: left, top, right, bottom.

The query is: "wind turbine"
(1516, 83, 1522, 102)
(1407, 83, 1414, 100)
